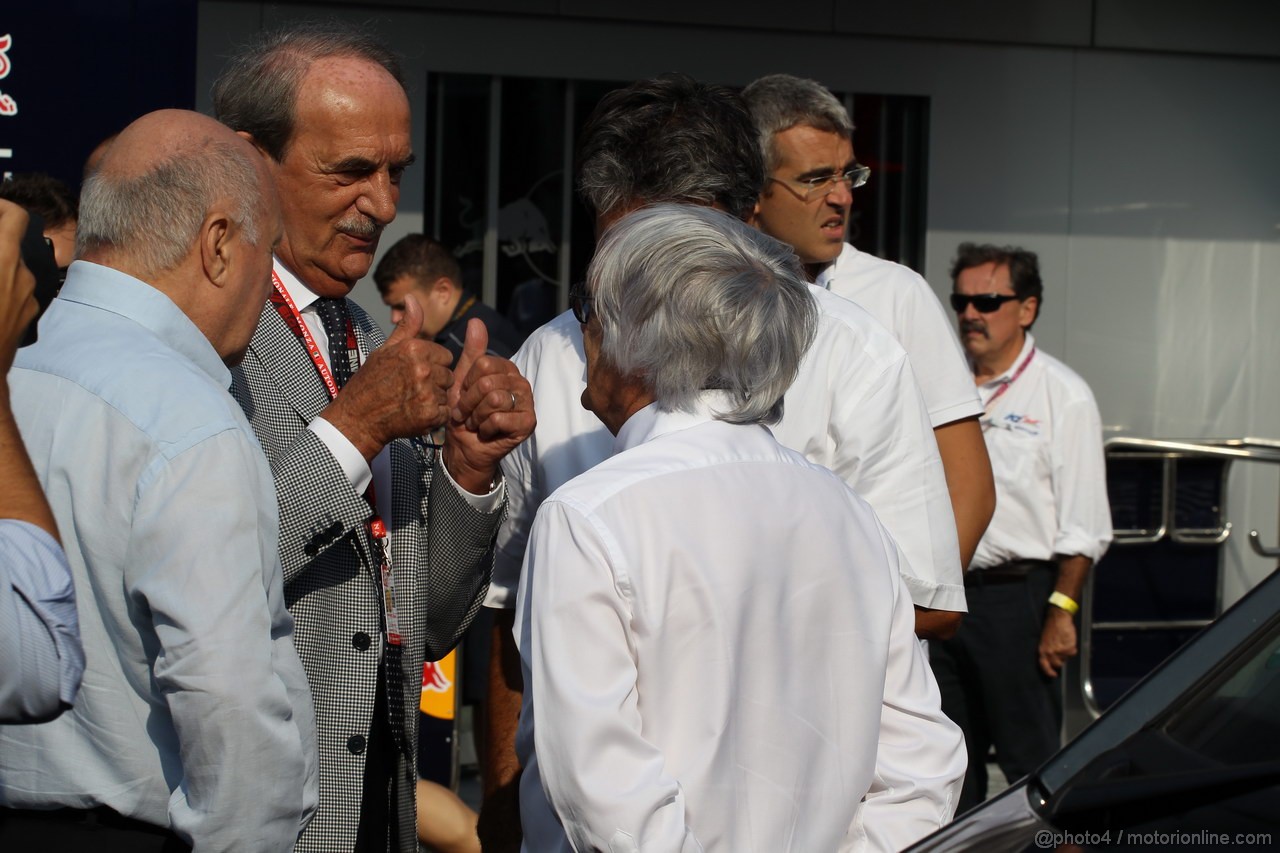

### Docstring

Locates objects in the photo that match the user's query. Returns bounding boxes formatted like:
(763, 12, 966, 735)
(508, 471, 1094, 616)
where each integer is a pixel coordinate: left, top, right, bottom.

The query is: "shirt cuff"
(440, 454, 505, 513)
(1053, 531, 1112, 564)
(901, 573, 968, 614)
(308, 417, 373, 496)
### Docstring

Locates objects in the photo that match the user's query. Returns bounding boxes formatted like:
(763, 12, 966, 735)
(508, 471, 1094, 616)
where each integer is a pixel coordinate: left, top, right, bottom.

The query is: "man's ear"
(747, 198, 763, 227)
(236, 130, 275, 163)
(426, 277, 460, 313)
(1019, 295, 1039, 330)
(200, 211, 234, 287)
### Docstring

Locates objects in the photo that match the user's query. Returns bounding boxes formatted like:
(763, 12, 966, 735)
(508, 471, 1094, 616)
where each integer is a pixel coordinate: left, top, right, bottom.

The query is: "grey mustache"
(337, 216, 381, 239)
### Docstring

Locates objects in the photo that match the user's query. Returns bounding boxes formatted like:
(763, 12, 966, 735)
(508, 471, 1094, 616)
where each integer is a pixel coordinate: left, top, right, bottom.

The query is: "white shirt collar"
(613, 390, 741, 455)
(980, 332, 1037, 389)
(273, 257, 321, 312)
(813, 242, 856, 290)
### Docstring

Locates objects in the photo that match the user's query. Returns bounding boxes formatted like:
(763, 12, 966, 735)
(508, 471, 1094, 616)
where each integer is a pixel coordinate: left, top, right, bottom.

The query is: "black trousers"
(930, 563, 1063, 815)
(0, 806, 191, 852)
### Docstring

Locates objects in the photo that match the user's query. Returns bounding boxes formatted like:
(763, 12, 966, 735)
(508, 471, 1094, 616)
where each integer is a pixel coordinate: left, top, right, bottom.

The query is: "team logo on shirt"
(1002, 412, 1042, 435)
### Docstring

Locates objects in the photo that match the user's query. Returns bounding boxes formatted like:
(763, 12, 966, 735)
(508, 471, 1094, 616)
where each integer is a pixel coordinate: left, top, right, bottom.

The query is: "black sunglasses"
(950, 293, 1021, 314)
(569, 281, 594, 325)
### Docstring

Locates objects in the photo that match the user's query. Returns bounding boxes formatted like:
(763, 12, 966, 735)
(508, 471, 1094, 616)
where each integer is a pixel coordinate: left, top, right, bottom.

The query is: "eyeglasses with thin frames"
(768, 165, 871, 202)
(949, 293, 1021, 314)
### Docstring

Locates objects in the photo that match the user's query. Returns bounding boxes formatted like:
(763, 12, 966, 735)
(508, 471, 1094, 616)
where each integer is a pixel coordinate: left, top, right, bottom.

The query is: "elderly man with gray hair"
(514, 204, 965, 853)
(0, 109, 317, 852)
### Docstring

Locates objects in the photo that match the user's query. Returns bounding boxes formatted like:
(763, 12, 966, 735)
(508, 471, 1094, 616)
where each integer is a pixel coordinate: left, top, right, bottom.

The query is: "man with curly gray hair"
(515, 204, 964, 852)
(481, 75, 969, 851)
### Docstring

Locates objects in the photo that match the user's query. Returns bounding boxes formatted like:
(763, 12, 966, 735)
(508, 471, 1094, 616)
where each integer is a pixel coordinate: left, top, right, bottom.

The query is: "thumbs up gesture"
(321, 292, 456, 462)
(442, 318, 536, 495)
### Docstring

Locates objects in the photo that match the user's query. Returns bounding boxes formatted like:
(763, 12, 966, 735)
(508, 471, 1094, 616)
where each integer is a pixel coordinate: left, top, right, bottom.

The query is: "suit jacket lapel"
(351, 303, 378, 363)
(249, 302, 334, 424)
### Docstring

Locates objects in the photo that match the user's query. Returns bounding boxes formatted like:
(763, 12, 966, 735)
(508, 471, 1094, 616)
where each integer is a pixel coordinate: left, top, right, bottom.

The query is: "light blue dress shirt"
(0, 262, 318, 852)
(0, 518, 84, 721)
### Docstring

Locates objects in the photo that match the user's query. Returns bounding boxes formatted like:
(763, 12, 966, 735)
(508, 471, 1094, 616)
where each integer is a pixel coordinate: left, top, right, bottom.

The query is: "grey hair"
(575, 73, 764, 221)
(588, 203, 819, 425)
(212, 20, 405, 162)
(741, 74, 854, 173)
(77, 141, 264, 277)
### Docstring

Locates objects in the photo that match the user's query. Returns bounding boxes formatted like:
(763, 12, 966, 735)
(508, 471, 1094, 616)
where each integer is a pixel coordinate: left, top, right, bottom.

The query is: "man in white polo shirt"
(931, 242, 1112, 814)
(742, 76, 995, 614)
(478, 73, 964, 851)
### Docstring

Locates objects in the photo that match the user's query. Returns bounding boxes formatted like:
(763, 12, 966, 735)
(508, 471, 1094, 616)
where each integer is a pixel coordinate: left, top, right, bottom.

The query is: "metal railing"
(1075, 437, 1280, 723)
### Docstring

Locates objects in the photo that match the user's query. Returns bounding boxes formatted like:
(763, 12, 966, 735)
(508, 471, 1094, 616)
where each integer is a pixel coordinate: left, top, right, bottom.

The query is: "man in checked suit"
(214, 23, 535, 853)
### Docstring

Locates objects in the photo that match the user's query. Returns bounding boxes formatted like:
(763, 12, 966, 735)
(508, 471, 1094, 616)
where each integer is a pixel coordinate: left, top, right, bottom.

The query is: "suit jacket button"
(352, 632, 371, 651)
(347, 735, 366, 755)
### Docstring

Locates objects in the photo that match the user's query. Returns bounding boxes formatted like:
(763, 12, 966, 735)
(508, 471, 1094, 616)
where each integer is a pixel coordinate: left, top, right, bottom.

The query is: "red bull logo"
(420, 651, 457, 721)
(422, 660, 453, 693)
(0, 35, 17, 117)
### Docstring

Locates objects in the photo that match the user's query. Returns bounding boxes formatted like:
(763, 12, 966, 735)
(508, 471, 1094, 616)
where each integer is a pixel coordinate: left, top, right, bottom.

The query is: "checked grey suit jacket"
(231, 295, 499, 853)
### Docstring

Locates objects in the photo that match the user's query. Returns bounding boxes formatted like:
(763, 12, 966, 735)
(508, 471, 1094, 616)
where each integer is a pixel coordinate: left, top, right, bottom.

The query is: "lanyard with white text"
(270, 271, 344, 399)
(983, 346, 1037, 418)
(270, 271, 402, 646)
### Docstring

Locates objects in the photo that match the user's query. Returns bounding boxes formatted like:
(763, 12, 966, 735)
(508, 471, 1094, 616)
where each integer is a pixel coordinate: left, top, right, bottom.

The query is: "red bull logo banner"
(420, 649, 456, 721)
(0, 35, 17, 117)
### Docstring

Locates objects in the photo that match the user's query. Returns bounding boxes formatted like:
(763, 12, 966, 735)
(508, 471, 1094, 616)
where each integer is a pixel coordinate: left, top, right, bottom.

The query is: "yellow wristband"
(1049, 591, 1079, 615)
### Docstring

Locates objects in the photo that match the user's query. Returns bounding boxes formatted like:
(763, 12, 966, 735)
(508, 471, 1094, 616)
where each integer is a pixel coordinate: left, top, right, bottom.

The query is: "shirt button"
(347, 735, 366, 755)
(352, 632, 371, 651)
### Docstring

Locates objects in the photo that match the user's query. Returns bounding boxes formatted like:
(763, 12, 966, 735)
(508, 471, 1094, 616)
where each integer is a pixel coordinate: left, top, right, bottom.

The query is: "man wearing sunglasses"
(742, 76, 995, 630)
(931, 242, 1112, 813)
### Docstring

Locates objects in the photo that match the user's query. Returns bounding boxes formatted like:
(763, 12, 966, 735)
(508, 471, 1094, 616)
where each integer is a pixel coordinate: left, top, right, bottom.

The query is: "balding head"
(211, 21, 406, 163)
(77, 109, 281, 364)
(79, 109, 271, 279)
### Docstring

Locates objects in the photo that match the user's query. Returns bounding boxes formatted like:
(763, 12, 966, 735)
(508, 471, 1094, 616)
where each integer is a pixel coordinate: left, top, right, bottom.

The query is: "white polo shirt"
(489, 284, 964, 613)
(973, 333, 1113, 570)
(816, 243, 981, 428)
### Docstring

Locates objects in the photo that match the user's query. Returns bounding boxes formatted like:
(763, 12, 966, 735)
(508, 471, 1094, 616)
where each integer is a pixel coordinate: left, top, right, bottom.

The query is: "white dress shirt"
(0, 263, 318, 850)
(816, 243, 981, 428)
(490, 285, 964, 613)
(515, 394, 966, 852)
(973, 333, 1113, 569)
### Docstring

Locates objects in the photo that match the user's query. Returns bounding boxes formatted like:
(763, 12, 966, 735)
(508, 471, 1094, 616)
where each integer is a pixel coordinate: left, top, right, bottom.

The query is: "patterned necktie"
(313, 297, 353, 387)
(384, 647, 408, 756)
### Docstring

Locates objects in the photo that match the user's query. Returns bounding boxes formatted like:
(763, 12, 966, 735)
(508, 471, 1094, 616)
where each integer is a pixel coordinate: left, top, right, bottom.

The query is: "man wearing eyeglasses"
(479, 74, 966, 852)
(742, 76, 995, 636)
(931, 242, 1112, 814)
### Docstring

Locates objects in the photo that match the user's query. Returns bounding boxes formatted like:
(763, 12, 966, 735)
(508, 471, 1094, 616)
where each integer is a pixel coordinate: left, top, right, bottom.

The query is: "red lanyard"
(269, 270, 349, 401)
(270, 270, 402, 645)
(984, 345, 1036, 415)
